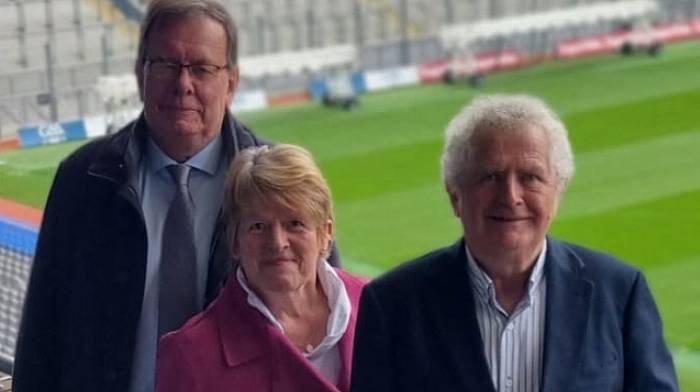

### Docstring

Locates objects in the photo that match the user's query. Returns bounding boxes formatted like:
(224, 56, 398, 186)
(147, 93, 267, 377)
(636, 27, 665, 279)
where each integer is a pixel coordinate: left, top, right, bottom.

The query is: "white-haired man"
(350, 95, 678, 392)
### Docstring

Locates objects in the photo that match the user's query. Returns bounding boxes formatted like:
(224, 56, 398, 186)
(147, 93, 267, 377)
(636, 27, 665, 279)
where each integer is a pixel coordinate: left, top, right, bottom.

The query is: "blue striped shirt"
(466, 241, 547, 392)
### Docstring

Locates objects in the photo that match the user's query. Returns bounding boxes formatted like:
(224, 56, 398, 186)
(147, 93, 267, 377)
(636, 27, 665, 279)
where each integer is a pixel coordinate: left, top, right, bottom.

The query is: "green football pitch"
(1, 40, 699, 389)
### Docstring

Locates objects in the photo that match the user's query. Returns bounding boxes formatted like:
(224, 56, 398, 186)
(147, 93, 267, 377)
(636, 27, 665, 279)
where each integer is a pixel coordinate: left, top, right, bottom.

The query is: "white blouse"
(236, 260, 351, 384)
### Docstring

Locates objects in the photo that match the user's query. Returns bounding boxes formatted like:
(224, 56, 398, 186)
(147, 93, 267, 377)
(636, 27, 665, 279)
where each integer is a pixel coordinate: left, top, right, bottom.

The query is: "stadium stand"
(4, 0, 697, 140)
(0, 0, 138, 138)
(0, 373, 11, 392)
(440, 0, 659, 49)
(0, 216, 36, 379)
(0, 0, 695, 136)
(240, 45, 358, 78)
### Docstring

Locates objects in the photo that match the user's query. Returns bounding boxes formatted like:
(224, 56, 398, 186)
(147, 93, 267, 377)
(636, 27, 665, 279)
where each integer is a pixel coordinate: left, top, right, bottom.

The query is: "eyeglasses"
(145, 60, 229, 81)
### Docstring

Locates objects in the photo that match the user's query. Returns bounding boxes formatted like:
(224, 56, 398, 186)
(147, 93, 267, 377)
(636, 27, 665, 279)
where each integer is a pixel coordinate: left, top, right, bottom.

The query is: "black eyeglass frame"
(145, 59, 230, 80)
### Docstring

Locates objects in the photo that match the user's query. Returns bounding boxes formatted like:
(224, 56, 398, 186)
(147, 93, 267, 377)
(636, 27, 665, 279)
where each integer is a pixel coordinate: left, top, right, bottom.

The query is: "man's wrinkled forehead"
(144, 12, 225, 55)
(467, 124, 552, 167)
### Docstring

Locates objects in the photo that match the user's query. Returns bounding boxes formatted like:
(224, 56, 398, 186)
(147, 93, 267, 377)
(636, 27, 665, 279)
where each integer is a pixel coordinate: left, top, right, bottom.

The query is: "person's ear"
(226, 65, 240, 104)
(325, 219, 334, 239)
(320, 219, 334, 257)
(447, 185, 462, 218)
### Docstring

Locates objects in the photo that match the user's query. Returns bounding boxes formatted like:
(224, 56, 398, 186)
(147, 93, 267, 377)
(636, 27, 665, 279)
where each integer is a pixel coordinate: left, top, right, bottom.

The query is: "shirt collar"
(236, 260, 351, 358)
(465, 240, 548, 303)
(145, 133, 223, 176)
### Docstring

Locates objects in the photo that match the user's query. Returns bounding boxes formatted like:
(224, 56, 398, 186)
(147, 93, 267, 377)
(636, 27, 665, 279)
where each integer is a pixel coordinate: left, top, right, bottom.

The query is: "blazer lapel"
(541, 237, 593, 392)
(428, 240, 496, 392)
(216, 278, 273, 368)
(217, 276, 341, 392)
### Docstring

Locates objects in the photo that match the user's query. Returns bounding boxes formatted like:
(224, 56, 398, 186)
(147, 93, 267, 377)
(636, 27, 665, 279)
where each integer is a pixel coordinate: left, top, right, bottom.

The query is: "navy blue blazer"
(350, 237, 678, 392)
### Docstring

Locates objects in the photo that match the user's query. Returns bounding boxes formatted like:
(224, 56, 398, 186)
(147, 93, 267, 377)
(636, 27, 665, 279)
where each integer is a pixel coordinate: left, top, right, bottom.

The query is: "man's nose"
(174, 66, 195, 94)
(499, 175, 524, 206)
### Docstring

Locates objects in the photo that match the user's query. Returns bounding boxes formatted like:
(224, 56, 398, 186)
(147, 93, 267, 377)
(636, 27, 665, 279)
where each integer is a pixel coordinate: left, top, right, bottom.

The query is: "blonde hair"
(224, 144, 334, 239)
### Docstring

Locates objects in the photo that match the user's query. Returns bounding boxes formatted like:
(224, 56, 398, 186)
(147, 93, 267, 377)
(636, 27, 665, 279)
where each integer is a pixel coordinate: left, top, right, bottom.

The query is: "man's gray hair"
(136, 0, 238, 69)
(441, 94, 574, 191)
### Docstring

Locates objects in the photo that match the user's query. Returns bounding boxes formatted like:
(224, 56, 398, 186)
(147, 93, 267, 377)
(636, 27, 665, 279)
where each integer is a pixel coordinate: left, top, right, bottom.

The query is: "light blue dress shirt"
(129, 134, 227, 392)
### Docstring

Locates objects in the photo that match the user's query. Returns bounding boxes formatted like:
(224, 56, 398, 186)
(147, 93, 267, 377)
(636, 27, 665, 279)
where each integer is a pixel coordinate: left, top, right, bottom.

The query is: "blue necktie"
(158, 164, 199, 336)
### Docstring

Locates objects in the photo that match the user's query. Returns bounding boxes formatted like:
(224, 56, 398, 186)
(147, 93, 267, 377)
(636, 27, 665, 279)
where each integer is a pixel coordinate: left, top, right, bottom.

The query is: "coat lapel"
(216, 278, 273, 368)
(335, 322, 353, 391)
(216, 276, 343, 392)
(428, 240, 496, 392)
(541, 237, 593, 392)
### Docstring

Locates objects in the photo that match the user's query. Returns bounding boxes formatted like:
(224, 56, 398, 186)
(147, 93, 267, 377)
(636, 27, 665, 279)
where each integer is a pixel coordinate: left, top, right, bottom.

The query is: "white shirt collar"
(145, 133, 223, 176)
(465, 239, 547, 304)
(236, 260, 351, 358)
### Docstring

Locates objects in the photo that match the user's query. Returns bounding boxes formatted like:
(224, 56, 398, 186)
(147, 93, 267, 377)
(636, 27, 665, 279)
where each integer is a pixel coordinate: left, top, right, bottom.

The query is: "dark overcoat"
(13, 112, 264, 391)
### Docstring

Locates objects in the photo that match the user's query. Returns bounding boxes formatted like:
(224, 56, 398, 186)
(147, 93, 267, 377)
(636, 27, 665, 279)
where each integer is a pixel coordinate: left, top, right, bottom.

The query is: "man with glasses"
(13, 1, 339, 391)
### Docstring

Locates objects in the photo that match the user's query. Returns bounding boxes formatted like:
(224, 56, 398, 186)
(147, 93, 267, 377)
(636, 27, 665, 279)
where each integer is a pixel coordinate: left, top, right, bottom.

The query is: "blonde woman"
(157, 144, 366, 391)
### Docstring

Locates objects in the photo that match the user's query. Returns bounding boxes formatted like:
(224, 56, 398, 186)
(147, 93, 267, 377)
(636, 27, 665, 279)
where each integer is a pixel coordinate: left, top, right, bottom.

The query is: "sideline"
(0, 198, 42, 228)
(0, 139, 19, 152)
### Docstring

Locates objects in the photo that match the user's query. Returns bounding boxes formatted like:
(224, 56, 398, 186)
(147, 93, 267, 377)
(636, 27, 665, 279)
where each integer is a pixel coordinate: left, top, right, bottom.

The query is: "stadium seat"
(0, 244, 31, 363)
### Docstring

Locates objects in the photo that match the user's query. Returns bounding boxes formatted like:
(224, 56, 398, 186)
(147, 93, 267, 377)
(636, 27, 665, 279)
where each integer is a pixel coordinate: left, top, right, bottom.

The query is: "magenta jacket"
(156, 268, 367, 392)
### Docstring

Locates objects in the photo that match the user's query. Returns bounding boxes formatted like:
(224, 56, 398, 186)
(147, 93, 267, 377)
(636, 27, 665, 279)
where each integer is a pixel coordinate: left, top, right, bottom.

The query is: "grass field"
(1, 40, 699, 388)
